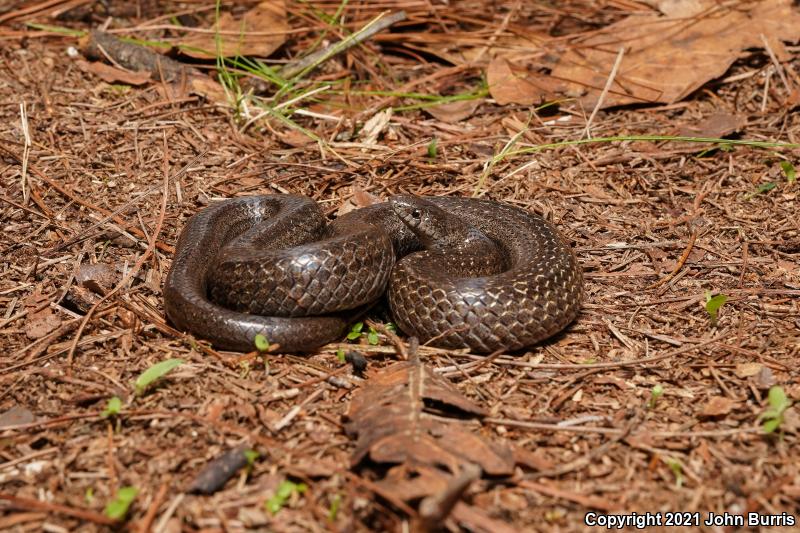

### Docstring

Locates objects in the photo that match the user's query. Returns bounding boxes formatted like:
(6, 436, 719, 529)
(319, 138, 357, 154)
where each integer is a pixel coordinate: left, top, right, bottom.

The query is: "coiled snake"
(163, 195, 582, 353)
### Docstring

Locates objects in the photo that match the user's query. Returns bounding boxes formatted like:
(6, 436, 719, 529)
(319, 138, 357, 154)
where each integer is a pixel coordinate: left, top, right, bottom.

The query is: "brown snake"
(163, 195, 583, 352)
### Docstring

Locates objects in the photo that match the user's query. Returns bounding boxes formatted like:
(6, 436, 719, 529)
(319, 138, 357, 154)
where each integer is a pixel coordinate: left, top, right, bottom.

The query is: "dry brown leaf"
(425, 99, 480, 123)
(24, 308, 61, 340)
(700, 396, 737, 417)
(677, 112, 746, 139)
(734, 363, 763, 378)
(76, 59, 151, 85)
(76, 263, 118, 295)
(495, 0, 800, 108)
(553, 0, 800, 108)
(343, 355, 514, 507)
(0, 405, 35, 429)
(179, 1, 288, 59)
(487, 57, 561, 106)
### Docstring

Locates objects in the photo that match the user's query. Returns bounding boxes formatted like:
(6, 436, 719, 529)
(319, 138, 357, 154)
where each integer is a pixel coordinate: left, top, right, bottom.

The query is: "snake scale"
(163, 195, 583, 353)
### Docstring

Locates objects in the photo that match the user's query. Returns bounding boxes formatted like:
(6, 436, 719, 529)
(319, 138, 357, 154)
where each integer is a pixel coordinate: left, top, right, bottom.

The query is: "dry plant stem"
(65, 134, 171, 371)
(582, 46, 625, 139)
(0, 493, 118, 526)
(279, 10, 408, 79)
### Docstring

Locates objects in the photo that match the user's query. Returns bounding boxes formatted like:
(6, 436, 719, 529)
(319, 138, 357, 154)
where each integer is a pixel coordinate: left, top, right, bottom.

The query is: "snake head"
(389, 195, 497, 255)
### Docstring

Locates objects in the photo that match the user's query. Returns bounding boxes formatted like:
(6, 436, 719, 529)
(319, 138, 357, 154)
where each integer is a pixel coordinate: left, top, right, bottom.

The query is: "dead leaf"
(555, 0, 800, 108)
(178, 1, 288, 59)
(22, 287, 61, 339)
(734, 363, 763, 378)
(343, 354, 514, 511)
(700, 396, 736, 417)
(359, 108, 392, 145)
(0, 405, 35, 429)
(76, 263, 118, 295)
(677, 112, 746, 139)
(425, 99, 480, 123)
(487, 57, 561, 105)
(76, 59, 151, 85)
(497, 0, 800, 108)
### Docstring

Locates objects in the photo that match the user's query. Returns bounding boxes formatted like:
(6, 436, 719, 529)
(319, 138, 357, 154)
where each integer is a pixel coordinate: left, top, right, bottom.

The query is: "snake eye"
(411, 208, 421, 219)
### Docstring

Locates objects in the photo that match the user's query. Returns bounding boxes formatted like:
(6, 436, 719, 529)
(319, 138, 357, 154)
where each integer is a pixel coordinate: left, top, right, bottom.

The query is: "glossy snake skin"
(164, 195, 583, 352)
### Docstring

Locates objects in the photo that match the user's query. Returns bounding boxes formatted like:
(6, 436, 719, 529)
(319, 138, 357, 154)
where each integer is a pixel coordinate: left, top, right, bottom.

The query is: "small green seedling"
(346, 322, 381, 344)
(265, 480, 307, 515)
(759, 386, 791, 434)
(427, 138, 438, 159)
(744, 181, 776, 200)
(664, 458, 683, 488)
(347, 322, 364, 340)
(328, 493, 342, 521)
(649, 384, 664, 409)
(244, 449, 260, 472)
(104, 486, 138, 520)
(367, 327, 379, 345)
(85, 487, 94, 505)
(336, 348, 346, 362)
(101, 396, 122, 418)
(254, 334, 270, 352)
(780, 161, 796, 183)
(134, 359, 184, 395)
(704, 292, 728, 327)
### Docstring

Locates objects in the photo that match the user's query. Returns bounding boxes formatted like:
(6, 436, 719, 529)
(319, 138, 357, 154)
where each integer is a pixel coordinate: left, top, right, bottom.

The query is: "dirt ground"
(1, 1, 799, 532)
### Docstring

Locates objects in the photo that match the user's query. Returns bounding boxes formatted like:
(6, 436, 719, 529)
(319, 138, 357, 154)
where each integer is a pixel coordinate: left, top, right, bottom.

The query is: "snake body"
(164, 195, 582, 352)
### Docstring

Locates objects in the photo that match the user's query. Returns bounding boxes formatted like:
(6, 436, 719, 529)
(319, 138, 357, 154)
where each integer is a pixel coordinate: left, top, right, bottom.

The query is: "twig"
(646, 228, 698, 290)
(19, 102, 31, 204)
(138, 482, 169, 533)
(279, 11, 407, 80)
(582, 46, 625, 139)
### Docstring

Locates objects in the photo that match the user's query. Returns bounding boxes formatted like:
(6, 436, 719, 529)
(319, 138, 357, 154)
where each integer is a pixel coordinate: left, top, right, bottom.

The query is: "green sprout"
(346, 322, 364, 340)
(664, 458, 683, 488)
(104, 486, 138, 520)
(265, 480, 308, 515)
(101, 396, 122, 418)
(336, 349, 346, 362)
(759, 386, 791, 434)
(649, 384, 664, 409)
(254, 334, 270, 352)
(704, 292, 728, 326)
(780, 161, 796, 183)
(328, 493, 342, 521)
(744, 182, 777, 200)
(134, 359, 184, 395)
(427, 138, 438, 159)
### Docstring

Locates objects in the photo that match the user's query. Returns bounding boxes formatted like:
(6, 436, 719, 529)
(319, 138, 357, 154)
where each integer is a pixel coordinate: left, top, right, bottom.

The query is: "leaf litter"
(0, 0, 798, 531)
